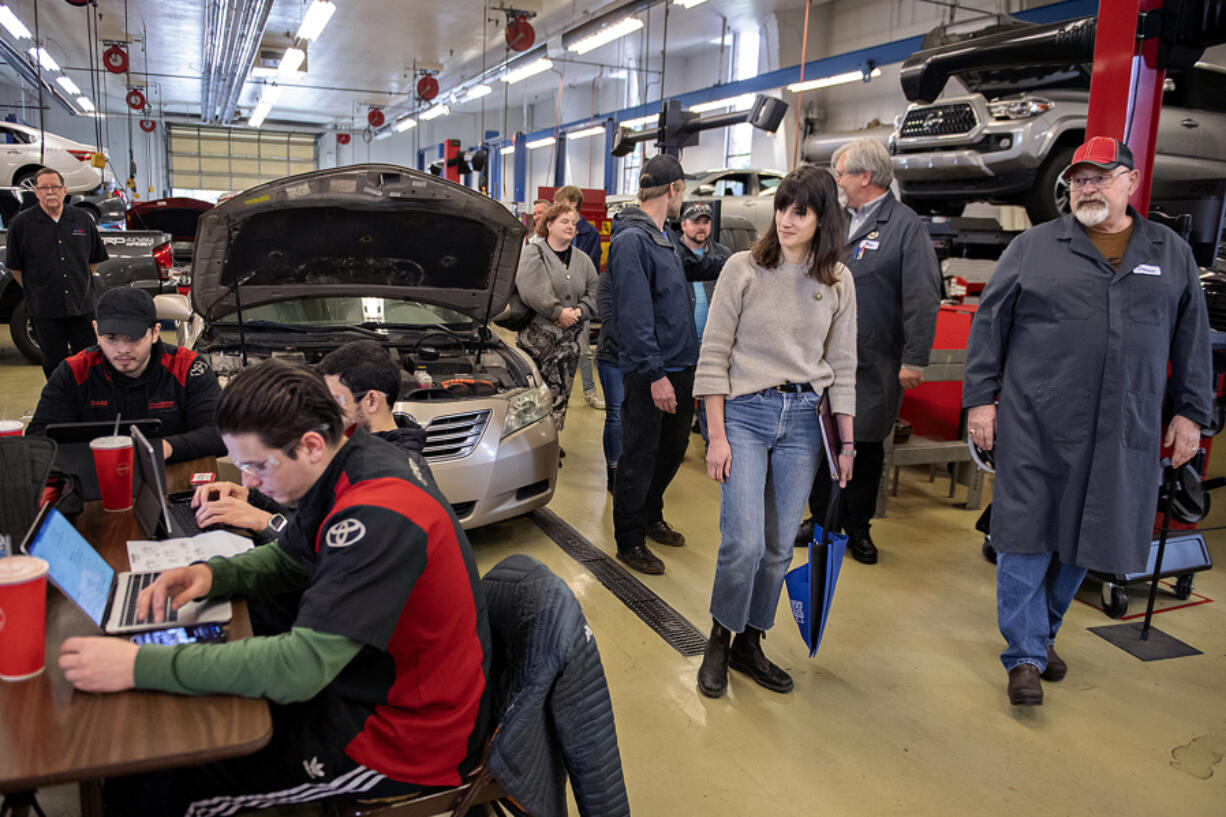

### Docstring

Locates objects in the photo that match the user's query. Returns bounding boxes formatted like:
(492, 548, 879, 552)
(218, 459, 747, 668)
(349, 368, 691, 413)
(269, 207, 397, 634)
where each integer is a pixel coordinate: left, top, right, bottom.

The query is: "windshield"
(213, 296, 475, 328)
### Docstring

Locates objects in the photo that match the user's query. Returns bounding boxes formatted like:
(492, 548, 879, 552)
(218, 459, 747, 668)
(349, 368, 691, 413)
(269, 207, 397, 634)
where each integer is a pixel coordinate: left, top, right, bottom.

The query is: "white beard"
(1074, 202, 1108, 228)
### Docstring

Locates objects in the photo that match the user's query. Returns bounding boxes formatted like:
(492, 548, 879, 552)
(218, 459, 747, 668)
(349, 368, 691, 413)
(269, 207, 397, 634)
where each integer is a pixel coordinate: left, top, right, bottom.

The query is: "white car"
(686, 168, 786, 236)
(0, 121, 105, 193)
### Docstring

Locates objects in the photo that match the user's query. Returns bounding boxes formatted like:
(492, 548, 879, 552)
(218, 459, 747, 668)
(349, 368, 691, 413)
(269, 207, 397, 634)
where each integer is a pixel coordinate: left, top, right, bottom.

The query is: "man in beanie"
(27, 286, 225, 462)
(964, 136, 1211, 706)
(607, 153, 696, 574)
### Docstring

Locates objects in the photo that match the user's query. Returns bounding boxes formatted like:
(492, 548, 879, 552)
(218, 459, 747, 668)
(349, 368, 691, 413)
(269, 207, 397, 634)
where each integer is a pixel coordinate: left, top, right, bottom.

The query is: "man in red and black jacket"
(59, 360, 491, 816)
(27, 286, 224, 462)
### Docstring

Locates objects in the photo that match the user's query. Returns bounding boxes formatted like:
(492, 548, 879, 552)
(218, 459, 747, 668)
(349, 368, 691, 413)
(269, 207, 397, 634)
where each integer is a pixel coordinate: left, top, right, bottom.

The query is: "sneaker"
(584, 390, 606, 410)
(647, 520, 686, 547)
(616, 545, 665, 575)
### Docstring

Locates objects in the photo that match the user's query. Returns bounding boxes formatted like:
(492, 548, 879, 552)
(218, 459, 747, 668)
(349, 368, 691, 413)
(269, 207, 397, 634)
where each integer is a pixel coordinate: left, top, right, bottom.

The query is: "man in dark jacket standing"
(964, 137, 1211, 706)
(5, 167, 109, 377)
(677, 201, 731, 442)
(27, 286, 225, 462)
(800, 138, 941, 565)
(608, 154, 696, 575)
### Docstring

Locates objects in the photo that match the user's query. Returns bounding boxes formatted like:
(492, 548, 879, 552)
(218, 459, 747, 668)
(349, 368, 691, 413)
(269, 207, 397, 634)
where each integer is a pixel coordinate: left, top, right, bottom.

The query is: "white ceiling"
(8, 0, 811, 133)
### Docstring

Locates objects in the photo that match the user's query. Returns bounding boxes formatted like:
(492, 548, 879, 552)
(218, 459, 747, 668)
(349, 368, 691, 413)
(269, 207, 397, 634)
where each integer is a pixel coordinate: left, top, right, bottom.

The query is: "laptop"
(45, 419, 165, 502)
(130, 424, 203, 539)
(20, 501, 231, 635)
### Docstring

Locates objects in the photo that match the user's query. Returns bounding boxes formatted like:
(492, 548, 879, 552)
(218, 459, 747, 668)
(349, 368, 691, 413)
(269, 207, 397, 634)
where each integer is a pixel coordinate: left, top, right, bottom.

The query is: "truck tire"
(1025, 145, 1076, 225)
(9, 300, 43, 366)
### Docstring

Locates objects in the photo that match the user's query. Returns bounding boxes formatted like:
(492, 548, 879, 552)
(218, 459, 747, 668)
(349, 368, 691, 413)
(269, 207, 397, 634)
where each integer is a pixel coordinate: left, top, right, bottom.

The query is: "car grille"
(423, 409, 492, 461)
(899, 103, 978, 138)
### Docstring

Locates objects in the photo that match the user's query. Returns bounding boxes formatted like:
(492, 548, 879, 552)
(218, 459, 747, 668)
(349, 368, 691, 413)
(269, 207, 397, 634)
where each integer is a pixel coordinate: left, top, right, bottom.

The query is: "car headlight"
(987, 98, 1053, 120)
(502, 384, 552, 438)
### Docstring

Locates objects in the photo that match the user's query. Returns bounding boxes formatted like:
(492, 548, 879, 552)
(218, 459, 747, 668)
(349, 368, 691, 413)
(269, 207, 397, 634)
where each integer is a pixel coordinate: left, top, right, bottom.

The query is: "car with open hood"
(185, 164, 559, 528)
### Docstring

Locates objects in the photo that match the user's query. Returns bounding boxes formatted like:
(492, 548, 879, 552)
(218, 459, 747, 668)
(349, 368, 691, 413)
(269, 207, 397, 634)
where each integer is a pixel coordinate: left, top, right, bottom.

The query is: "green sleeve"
(133, 626, 363, 704)
(203, 542, 309, 601)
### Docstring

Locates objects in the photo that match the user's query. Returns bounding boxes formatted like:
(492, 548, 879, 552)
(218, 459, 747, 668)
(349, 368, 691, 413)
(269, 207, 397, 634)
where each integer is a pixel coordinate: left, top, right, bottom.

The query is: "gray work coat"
(963, 209, 1212, 574)
(845, 192, 942, 441)
(515, 240, 599, 337)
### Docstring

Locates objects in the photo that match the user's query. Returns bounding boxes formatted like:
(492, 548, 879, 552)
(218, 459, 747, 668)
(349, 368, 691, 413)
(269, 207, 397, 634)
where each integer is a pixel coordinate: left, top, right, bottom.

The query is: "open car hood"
(127, 197, 214, 242)
(191, 165, 526, 324)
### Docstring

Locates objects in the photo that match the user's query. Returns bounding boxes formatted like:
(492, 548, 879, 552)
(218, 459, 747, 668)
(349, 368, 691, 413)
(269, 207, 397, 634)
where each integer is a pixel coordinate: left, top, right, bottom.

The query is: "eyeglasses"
(34, 185, 64, 192)
(1068, 170, 1128, 190)
(234, 452, 283, 477)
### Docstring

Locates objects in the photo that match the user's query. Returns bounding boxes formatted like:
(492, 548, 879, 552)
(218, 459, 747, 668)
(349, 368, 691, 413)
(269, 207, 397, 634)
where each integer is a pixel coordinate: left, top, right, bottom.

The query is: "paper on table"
(127, 530, 254, 572)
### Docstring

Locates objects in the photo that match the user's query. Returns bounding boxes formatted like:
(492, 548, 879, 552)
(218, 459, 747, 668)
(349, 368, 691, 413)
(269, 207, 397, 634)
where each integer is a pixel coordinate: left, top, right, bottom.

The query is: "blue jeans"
(709, 389, 823, 633)
(596, 359, 624, 466)
(996, 551, 1088, 671)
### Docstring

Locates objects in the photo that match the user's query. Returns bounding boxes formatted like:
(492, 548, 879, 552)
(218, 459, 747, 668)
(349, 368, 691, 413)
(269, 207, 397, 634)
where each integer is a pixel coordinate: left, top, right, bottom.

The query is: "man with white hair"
(798, 137, 941, 564)
(963, 136, 1211, 706)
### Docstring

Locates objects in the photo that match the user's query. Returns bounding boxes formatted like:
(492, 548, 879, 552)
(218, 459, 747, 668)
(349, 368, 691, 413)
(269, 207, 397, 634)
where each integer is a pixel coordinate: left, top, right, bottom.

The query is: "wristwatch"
(256, 513, 288, 544)
(840, 444, 857, 458)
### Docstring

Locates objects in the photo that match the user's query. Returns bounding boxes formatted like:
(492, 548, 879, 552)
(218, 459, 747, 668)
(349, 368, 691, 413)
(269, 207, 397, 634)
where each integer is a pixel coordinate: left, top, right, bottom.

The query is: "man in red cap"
(963, 136, 1212, 706)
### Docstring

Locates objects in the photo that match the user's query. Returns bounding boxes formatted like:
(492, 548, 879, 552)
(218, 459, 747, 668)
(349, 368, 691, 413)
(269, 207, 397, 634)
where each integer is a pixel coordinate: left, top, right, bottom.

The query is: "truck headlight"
(987, 98, 1054, 120)
(503, 384, 552, 438)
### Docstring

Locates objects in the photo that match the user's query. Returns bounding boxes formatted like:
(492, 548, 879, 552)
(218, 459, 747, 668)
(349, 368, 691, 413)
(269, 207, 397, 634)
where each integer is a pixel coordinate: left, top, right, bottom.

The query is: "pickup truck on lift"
(0, 226, 176, 365)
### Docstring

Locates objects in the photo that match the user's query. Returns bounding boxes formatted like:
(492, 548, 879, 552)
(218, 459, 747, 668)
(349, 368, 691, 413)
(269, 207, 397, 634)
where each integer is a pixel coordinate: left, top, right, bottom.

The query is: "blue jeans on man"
(996, 551, 1087, 672)
(596, 359, 624, 465)
(709, 390, 823, 632)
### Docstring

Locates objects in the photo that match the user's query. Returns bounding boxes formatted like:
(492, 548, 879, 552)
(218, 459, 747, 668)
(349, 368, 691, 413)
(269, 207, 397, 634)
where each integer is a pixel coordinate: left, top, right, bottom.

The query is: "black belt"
(763, 382, 815, 394)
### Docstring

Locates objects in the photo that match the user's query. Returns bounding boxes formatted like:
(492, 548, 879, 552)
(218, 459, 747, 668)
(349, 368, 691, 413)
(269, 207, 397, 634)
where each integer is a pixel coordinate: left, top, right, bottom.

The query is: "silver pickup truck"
(888, 16, 1226, 224)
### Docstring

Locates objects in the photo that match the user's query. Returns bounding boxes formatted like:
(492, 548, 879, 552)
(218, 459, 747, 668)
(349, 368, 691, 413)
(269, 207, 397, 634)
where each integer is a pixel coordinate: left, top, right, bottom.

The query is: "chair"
(877, 349, 985, 515)
(331, 555, 629, 817)
(0, 436, 57, 546)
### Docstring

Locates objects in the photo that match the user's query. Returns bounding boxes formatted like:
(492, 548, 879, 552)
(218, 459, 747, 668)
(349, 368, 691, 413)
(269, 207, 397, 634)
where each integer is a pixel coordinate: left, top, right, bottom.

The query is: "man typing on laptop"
(57, 360, 491, 817)
(26, 286, 225, 463)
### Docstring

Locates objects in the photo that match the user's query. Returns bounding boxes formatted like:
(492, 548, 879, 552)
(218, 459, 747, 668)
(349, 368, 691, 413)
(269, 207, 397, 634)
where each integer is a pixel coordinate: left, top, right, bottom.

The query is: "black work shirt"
(5, 205, 108, 319)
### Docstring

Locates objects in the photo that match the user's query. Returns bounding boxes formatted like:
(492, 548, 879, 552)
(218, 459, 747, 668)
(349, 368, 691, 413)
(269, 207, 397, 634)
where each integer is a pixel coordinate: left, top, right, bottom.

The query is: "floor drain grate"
(532, 508, 707, 656)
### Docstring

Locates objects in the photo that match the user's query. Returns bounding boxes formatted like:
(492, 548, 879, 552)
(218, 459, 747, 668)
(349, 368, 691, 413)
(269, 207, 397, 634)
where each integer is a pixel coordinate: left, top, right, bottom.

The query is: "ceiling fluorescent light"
(56, 75, 81, 95)
(393, 116, 417, 132)
(0, 5, 32, 39)
(673, 0, 708, 8)
(788, 67, 882, 93)
(295, 0, 335, 42)
(526, 136, 556, 150)
(463, 84, 492, 102)
(76, 96, 94, 112)
(499, 145, 515, 155)
(501, 57, 552, 84)
(28, 47, 58, 72)
(259, 84, 283, 106)
(688, 93, 755, 114)
(420, 103, 449, 120)
(567, 125, 605, 139)
(374, 129, 391, 141)
(567, 16, 643, 55)
(249, 101, 272, 128)
(619, 113, 658, 129)
(277, 47, 305, 79)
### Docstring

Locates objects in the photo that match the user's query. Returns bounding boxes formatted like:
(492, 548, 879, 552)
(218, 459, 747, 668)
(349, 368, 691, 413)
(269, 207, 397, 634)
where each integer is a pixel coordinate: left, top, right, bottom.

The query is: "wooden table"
(0, 459, 272, 814)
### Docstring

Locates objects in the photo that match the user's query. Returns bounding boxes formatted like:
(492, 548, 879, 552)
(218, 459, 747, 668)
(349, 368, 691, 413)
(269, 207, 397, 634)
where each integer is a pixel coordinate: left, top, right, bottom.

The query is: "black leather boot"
(729, 626, 794, 693)
(697, 620, 731, 698)
(846, 525, 879, 565)
(606, 464, 616, 494)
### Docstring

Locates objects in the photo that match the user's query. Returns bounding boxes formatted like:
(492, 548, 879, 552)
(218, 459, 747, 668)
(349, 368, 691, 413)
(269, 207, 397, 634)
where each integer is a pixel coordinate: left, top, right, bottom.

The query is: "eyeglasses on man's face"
(1067, 170, 1128, 191)
(35, 184, 65, 193)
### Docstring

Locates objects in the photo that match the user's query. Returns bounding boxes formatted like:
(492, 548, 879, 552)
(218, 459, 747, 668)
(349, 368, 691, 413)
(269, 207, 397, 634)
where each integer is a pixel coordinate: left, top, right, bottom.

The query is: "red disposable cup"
(0, 555, 50, 681)
(0, 420, 22, 437)
(91, 434, 134, 512)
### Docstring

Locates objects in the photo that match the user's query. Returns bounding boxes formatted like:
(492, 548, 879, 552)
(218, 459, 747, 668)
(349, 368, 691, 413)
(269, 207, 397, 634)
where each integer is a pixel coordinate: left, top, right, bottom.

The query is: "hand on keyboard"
(195, 493, 273, 534)
(134, 564, 215, 624)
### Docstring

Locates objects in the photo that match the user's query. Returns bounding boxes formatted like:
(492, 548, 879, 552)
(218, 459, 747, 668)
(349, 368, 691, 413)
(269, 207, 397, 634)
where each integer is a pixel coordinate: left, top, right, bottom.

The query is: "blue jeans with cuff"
(996, 550, 1087, 671)
(709, 389, 823, 633)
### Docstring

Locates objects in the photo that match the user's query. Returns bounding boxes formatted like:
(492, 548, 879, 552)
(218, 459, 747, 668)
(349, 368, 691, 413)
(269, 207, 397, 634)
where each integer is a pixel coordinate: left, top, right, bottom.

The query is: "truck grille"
(899, 103, 978, 138)
(423, 409, 491, 460)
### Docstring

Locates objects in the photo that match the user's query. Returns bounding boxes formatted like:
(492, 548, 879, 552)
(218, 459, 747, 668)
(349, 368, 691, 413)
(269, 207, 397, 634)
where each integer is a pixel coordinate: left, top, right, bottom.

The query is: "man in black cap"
(28, 286, 226, 462)
(5, 167, 109, 377)
(607, 153, 696, 574)
(677, 201, 732, 443)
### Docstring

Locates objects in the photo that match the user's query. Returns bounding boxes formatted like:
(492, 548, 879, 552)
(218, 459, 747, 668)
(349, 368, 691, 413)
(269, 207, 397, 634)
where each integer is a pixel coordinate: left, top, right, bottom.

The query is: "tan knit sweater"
(692, 251, 857, 416)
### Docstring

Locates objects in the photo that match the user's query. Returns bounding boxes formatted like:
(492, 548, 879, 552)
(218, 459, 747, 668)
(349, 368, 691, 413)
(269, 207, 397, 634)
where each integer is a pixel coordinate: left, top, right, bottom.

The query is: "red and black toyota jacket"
(27, 340, 226, 462)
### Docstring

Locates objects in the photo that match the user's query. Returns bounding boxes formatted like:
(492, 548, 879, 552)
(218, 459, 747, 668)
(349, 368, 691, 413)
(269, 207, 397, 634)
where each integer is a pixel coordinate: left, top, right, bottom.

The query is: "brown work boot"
(616, 545, 665, 575)
(647, 520, 686, 547)
(1041, 644, 1067, 681)
(1007, 664, 1043, 706)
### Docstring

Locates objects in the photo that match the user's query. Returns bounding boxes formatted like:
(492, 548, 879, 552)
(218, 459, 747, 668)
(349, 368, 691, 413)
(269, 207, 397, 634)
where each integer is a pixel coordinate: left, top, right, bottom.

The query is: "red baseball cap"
(1061, 136, 1135, 180)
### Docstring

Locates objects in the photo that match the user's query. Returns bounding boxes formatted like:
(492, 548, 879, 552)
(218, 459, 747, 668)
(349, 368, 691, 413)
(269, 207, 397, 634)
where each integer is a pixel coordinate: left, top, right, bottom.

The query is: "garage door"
(168, 125, 317, 194)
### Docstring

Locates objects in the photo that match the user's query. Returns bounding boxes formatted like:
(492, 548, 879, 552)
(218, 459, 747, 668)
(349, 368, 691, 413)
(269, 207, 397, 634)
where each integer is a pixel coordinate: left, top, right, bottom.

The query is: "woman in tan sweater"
(693, 164, 858, 699)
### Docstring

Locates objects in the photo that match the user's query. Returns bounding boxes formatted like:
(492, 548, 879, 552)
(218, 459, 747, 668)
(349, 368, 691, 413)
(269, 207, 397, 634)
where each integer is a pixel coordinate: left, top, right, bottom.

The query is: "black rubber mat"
(531, 508, 708, 656)
(1088, 623, 1203, 661)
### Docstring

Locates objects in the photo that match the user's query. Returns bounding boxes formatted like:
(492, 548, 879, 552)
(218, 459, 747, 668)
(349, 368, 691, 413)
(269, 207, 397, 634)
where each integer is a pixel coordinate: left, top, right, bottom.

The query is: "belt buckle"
(774, 383, 796, 394)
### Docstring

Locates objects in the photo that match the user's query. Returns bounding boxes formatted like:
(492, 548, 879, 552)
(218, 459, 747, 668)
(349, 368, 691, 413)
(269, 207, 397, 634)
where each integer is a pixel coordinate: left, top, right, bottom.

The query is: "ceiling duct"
(200, 0, 275, 124)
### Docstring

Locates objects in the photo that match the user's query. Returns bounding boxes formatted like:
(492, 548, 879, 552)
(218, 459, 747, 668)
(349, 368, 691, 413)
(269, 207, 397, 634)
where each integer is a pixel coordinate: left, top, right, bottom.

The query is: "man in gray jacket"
(800, 138, 941, 564)
(964, 136, 1210, 706)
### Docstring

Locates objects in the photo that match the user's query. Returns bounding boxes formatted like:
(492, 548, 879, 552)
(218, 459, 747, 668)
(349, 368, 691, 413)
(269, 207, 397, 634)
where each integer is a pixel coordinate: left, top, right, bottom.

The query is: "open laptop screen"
(25, 505, 113, 628)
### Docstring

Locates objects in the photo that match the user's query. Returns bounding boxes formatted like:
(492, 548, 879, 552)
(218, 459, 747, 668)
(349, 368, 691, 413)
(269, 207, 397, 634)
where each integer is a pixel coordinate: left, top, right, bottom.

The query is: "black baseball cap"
(681, 202, 712, 221)
(639, 154, 684, 188)
(96, 287, 157, 338)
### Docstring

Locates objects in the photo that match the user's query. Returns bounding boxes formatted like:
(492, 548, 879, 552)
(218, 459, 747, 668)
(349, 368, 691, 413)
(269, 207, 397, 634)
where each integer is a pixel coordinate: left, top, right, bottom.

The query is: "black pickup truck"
(0, 228, 176, 364)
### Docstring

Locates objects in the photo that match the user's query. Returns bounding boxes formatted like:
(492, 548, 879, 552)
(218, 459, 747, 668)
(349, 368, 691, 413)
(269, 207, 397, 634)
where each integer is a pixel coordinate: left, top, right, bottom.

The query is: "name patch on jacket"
(72, 228, 87, 236)
(89, 400, 108, 407)
(1132, 264, 1161, 276)
(148, 400, 176, 410)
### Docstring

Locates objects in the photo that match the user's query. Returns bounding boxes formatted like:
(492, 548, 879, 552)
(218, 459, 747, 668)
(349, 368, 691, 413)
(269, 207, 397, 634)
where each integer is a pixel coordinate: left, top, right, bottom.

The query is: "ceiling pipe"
(220, 0, 274, 124)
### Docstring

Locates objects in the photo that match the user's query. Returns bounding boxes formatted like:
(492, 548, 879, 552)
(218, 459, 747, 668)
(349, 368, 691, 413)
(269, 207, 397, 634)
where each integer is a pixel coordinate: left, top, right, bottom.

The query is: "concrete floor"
(5, 331, 1224, 816)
